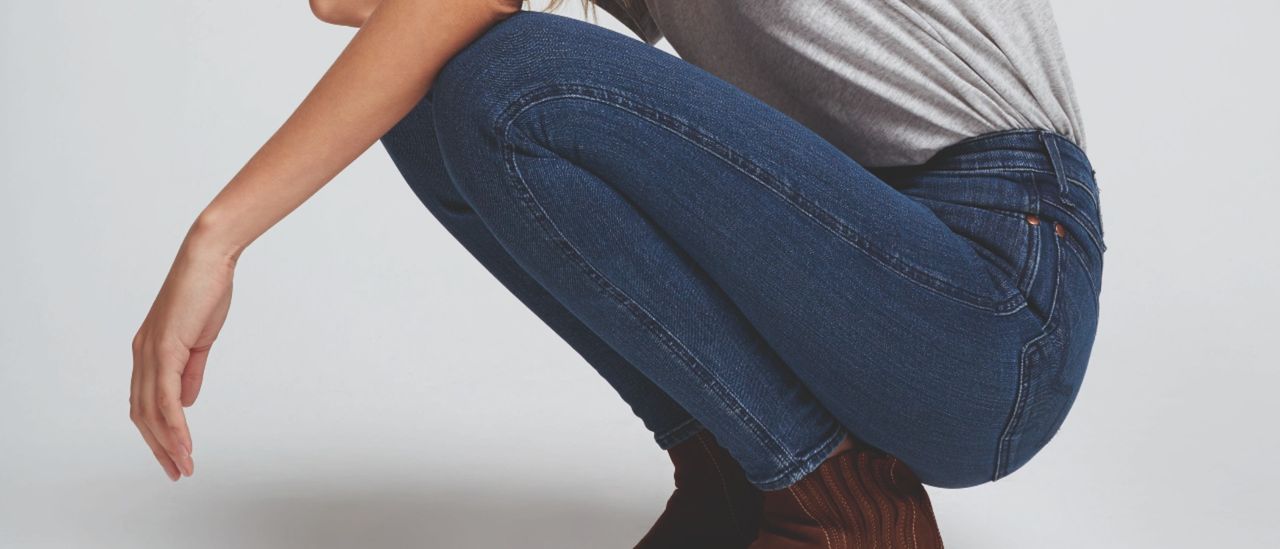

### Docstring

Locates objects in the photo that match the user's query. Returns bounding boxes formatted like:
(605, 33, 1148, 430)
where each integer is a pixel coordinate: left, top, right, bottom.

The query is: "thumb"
(181, 345, 210, 407)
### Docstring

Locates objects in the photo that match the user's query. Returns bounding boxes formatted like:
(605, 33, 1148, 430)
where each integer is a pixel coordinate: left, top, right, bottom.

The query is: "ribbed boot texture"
(749, 438, 944, 549)
(634, 429, 763, 548)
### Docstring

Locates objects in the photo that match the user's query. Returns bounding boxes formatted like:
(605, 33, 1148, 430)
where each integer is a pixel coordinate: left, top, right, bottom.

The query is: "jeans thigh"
(378, 87, 703, 448)
(429, 10, 1063, 488)
(380, 89, 476, 219)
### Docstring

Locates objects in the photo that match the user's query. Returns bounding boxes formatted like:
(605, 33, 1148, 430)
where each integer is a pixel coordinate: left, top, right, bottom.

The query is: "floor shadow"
(200, 477, 660, 549)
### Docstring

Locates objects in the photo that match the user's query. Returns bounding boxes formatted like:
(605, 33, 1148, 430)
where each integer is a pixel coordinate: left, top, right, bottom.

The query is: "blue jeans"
(378, 10, 1105, 490)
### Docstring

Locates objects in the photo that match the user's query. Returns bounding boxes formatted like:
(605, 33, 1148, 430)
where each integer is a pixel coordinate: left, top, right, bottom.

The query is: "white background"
(2, 1, 1277, 547)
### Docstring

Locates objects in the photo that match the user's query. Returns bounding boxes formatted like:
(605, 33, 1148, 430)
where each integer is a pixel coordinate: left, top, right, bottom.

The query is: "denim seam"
(1059, 233, 1102, 309)
(942, 128, 1092, 165)
(915, 168, 1099, 210)
(994, 223, 1063, 479)
(494, 83, 1026, 316)
(1041, 132, 1074, 209)
(904, 194, 1035, 300)
(903, 195, 1032, 222)
(1041, 198, 1107, 254)
(750, 421, 846, 490)
(1016, 183, 1044, 296)
(947, 127, 1050, 146)
(503, 147, 795, 471)
(654, 417, 703, 449)
(496, 102, 801, 477)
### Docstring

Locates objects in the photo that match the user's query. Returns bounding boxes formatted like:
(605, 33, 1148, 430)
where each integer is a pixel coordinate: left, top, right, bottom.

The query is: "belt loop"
(1038, 130, 1073, 208)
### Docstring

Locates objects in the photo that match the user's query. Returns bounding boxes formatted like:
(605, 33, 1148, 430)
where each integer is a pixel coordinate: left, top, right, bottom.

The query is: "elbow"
(491, 0, 523, 19)
(310, 0, 359, 26)
(309, 0, 340, 24)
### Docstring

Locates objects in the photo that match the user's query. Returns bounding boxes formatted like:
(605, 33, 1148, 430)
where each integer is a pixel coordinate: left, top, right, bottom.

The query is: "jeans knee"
(430, 10, 596, 133)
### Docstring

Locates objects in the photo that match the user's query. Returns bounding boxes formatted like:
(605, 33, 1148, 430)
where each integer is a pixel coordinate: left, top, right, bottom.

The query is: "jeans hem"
(749, 422, 848, 491)
(653, 417, 704, 450)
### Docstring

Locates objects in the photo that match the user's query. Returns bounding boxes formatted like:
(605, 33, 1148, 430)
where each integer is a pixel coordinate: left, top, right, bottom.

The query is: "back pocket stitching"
(1060, 233, 1102, 310)
(1042, 198, 1106, 254)
(994, 224, 1064, 479)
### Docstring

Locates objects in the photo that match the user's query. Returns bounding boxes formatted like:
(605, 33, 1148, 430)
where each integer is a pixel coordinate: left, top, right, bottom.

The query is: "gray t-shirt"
(595, 0, 1086, 167)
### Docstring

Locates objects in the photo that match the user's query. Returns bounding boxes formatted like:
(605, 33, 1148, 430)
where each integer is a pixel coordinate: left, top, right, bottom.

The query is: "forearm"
(192, 0, 520, 261)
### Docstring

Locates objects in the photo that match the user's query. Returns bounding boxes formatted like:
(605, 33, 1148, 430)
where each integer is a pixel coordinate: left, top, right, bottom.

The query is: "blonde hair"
(528, 0, 610, 19)
(534, 0, 596, 13)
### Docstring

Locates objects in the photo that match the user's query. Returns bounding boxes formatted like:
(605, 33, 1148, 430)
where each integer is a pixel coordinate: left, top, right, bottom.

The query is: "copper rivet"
(1025, 213, 1040, 225)
(1054, 222, 1065, 237)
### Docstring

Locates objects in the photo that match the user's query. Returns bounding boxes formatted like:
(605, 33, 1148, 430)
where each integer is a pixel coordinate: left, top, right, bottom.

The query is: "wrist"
(187, 209, 247, 266)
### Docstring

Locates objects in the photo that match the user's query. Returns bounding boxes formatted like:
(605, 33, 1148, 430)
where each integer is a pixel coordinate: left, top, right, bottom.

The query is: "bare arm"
(199, 0, 521, 259)
(310, 0, 383, 27)
(129, 0, 521, 482)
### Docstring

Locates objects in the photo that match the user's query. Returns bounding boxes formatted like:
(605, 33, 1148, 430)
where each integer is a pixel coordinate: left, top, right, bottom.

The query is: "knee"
(430, 8, 655, 141)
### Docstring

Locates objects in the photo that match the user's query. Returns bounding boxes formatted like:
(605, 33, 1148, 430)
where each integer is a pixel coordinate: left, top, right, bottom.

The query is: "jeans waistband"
(920, 128, 1097, 202)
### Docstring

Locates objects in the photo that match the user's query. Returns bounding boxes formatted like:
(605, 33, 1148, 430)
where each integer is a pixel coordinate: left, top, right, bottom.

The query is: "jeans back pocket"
(994, 193, 1102, 481)
(886, 170, 1038, 296)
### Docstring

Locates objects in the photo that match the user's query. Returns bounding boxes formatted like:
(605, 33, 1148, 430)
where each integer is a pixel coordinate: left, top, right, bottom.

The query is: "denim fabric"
(378, 10, 1105, 490)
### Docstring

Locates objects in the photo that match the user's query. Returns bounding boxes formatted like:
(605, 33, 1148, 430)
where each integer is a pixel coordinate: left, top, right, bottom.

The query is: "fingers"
(134, 411, 183, 482)
(148, 342, 194, 478)
(157, 364, 195, 476)
(131, 334, 182, 481)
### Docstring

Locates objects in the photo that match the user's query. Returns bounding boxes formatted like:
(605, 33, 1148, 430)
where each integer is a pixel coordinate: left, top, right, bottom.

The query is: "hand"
(130, 223, 237, 481)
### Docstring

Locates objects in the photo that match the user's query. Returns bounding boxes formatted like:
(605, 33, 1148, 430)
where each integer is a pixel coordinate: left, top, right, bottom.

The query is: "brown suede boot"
(634, 428, 763, 548)
(749, 436, 944, 549)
